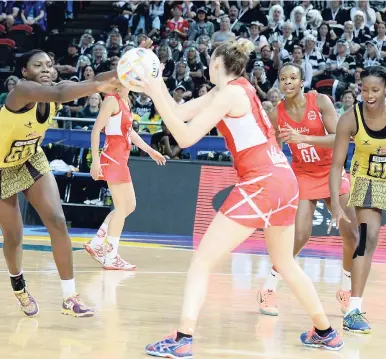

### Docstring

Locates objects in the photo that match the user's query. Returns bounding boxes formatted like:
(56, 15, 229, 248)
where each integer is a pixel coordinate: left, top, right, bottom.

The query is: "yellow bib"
(0, 102, 58, 168)
(351, 103, 386, 180)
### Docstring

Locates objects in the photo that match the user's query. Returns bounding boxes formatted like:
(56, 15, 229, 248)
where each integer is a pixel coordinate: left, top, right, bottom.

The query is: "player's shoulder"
(103, 94, 119, 105)
(339, 105, 356, 123)
(218, 83, 243, 101)
(338, 105, 358, 134)
(311, 91, 329, 105)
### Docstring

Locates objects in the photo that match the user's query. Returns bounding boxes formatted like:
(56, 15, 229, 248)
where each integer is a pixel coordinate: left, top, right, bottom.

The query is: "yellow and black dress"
(349, 102, 386, 210)
(0, 102, 58, 199)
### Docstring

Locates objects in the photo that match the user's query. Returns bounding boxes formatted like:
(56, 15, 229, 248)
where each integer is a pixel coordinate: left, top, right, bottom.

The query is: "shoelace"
(72, 294, 86, 307)
(349, 311, 369, 324)
(262, 291, 277, 306)
(18, 290, 33, 307)
(94, 245, 104, 257)
(114, 255, 130, 267)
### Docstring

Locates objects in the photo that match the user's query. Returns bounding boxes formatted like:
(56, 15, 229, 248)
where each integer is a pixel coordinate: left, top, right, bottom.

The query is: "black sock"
(10, 273, 26, 292)
(315, 326, 333, 337)
(176, 331, 192, 341)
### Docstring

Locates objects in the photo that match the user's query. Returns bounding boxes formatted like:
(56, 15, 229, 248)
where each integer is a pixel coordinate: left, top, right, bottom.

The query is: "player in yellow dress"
(329, 65, 386, 334)
(0, 49, 123, 317)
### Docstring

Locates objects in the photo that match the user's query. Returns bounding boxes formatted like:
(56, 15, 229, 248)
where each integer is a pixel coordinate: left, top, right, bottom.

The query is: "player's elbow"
(177, 132, 196, 148)
(177, 139, 192, 149)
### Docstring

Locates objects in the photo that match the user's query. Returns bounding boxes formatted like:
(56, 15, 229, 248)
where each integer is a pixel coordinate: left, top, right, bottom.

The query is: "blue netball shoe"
(301, 327, 344, 350)
(145, 331, 193, 358)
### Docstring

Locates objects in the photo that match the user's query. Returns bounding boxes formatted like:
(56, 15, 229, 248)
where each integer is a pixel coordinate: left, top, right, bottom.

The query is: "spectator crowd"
(1, 0, 386, 160)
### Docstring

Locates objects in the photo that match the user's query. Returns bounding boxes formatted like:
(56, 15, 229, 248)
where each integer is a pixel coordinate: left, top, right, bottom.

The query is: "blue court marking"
(0, 243, 83, 252)
(22, 226, 192, 240)
(19, 226, 194, 249)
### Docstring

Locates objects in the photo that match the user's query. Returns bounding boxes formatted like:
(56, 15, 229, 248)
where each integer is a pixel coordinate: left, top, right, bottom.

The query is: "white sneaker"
(103, 254, 136, 271)
(84, 241, 105, 265)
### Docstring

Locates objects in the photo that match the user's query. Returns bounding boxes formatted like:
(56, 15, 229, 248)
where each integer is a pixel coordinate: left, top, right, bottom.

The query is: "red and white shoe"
(258, 289, 279, 316)
(336, 289, 351, 314)
(84, 241, 105, 265)
(103, 254, 136, 271)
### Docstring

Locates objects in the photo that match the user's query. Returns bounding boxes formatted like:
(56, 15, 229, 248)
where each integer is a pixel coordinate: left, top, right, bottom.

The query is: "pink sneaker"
(336, 289, 351, 314)
(103, 254, 136, 271)
(258, 289, 279, 316)
(84, 241, 105, 265)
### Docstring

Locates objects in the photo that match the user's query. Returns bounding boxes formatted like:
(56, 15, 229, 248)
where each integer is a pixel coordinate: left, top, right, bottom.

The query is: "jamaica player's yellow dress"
(349, 102, 386, 210)
(0, 102, 58, 199)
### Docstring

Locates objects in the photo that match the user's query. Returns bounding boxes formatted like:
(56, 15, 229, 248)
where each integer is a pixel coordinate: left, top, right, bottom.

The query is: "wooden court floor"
(0, 238, 385, 359)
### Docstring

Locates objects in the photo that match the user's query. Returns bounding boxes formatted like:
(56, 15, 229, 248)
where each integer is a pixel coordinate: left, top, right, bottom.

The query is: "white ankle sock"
(341, 269, 351, 291)
(106, 236, 119, 259)
(263, 268, 281, 290)
(345, 297, 362, 316)
(92, 223, 108, 246)
(9, 270, 23, 277)
(61, 278, 76, 299)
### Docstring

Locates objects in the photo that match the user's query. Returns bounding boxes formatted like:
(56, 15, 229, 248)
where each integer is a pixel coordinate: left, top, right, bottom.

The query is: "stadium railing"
(47, 116, 355, 166)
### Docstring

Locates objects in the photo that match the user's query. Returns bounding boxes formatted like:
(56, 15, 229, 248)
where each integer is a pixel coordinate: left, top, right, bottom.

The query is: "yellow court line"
(0, 235, 164, 249)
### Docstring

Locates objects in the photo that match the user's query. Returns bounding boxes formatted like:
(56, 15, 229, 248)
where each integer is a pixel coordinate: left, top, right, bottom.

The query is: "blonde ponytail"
(233, 38, 255, 56)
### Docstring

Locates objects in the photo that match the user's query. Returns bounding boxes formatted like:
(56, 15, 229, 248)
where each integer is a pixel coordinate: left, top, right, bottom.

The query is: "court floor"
(0, 227, 386, 359)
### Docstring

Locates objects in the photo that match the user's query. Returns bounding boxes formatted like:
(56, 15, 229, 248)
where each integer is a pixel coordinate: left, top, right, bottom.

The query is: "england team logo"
(308, 111, 317, 121)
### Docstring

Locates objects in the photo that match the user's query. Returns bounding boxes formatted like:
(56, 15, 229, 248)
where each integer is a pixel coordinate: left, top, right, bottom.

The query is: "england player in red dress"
(130, 39, 343, 356)
(258, 63, 358, 317)
(84, 88, 165, 270)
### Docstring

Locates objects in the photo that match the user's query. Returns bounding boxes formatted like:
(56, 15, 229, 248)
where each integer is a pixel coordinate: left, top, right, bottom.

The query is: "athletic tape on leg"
(353, 223, 367, 259)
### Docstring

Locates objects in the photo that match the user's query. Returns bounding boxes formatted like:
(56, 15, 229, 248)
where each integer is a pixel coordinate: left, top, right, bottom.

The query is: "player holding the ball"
(127, 38, 343, 357)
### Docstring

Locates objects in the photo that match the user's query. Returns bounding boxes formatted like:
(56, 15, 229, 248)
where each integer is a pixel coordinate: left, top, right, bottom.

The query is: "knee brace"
(353, 223, 367, 259)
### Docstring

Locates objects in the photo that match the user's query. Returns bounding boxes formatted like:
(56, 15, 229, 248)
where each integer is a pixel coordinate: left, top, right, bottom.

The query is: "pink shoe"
(258, 289, 279, 316)
(103, 254, 136, 271)
(84, 241, 105, 265)
(336, 289, 351, 314)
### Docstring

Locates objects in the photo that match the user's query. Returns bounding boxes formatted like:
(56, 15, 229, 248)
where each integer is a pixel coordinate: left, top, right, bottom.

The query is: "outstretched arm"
(156, 79, 218, 122)
(6, 70, 119, 111)
(147, 84, 235, 148)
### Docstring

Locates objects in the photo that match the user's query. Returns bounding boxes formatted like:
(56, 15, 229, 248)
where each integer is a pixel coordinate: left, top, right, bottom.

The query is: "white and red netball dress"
(276, 92, 350, 200)
(98, 93, 133, 184)
(217, 77, 299, 229)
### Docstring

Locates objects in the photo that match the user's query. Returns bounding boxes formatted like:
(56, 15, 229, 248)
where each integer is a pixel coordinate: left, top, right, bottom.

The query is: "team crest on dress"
(307, 111, 317, 121)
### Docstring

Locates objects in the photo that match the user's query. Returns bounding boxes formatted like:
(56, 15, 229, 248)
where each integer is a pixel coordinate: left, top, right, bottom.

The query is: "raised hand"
(127, 63, 165, 96)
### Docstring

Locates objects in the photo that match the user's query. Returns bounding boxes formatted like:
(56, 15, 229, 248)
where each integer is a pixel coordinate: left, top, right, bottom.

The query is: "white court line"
(205, 349, 343, 358)
(0, 269, 234, 275)
(205, 349, 288, 357)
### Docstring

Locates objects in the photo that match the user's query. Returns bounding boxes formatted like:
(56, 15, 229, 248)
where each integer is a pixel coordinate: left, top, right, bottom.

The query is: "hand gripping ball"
(117, 48, 160, 92)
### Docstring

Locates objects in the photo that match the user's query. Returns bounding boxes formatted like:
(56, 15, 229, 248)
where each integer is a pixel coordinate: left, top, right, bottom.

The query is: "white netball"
(117, 48, 160, 91)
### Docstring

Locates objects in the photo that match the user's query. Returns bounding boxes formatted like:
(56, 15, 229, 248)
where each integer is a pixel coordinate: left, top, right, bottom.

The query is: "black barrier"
(122, 158, 202, 235)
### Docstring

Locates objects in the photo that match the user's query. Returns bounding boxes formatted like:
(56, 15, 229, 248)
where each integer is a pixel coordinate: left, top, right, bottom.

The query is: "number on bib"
(5, 138, 40, 164)
(367, 154, 386, 179)
(300, 147, 321, 163)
